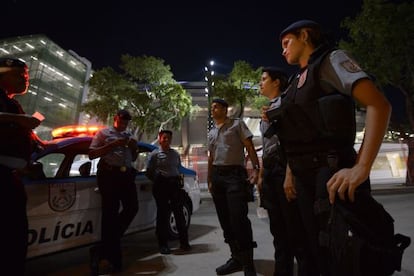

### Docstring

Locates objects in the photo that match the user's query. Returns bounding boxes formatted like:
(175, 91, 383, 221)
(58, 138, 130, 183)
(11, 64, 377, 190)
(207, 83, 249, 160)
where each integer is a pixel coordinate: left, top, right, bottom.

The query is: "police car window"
(133, 151, 150, 172)
(37, 153, 65, 178)
(70, 154, 96, 177)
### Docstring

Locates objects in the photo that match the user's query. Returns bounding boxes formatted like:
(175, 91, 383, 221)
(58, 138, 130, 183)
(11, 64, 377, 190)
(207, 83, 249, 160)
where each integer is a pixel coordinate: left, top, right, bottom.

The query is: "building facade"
(0, 34, 92, 140)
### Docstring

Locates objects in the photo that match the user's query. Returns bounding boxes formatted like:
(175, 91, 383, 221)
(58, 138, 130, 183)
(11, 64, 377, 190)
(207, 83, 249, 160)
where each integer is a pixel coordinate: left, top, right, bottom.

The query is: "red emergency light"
(51, 125, 105, 139)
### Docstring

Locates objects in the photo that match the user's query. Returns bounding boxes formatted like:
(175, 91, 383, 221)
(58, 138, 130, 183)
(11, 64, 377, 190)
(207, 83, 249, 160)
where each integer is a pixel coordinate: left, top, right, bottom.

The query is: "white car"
(23, 126, 201, 259)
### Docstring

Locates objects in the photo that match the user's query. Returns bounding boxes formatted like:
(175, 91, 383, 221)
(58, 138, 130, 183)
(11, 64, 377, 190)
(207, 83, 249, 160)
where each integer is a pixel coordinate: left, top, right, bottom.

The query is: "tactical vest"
(0, 90, 33, 163)
(275, 46, 356, 154)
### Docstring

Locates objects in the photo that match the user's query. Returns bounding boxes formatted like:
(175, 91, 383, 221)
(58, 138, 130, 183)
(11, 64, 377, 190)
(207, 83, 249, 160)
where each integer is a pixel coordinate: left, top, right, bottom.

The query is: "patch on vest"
(340, 59, 362, 73)
(49, 182, 76, 212)
(297, 69, 308, 88)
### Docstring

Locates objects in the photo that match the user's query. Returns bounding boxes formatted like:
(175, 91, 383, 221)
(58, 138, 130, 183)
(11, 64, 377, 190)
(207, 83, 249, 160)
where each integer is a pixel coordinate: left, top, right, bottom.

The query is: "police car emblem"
(297, 69, 308, 88)
(340, 59, 362, 73)
(49, 182, 76, 212)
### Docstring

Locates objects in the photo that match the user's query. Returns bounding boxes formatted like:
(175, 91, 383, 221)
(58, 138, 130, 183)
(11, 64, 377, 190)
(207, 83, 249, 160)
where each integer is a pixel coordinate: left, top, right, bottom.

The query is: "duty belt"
(99, 161, 129, 172)
(212, 165, 243, 174)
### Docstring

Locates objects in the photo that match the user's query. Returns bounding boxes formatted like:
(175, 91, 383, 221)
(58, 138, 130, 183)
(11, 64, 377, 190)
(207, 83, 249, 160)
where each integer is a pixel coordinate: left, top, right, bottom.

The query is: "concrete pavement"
(25, 184, 414, 275)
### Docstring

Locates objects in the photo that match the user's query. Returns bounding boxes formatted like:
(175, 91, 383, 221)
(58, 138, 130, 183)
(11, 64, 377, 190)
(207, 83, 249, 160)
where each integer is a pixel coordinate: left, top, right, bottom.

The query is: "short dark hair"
(116, 109, 132, 120)
(159, 129, 173, 137)
(212, 98, 228, 108)
(262, 66, 288, 91)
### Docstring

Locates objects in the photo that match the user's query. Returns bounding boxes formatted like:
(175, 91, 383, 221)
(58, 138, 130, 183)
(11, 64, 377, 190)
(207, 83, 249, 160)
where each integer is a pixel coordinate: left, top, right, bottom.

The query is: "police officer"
(88, 109, 139, 275)
(146, 130, 191, 255)
(258, 66, 311, 276)
(276, 20, 391, 275)
(0, 57, 42, 275)
(207, 98, 260, 276)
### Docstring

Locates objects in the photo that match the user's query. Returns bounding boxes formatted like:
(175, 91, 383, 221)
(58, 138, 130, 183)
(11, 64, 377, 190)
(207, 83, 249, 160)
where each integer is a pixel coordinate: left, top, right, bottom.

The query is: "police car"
(23, 125, 201, 259)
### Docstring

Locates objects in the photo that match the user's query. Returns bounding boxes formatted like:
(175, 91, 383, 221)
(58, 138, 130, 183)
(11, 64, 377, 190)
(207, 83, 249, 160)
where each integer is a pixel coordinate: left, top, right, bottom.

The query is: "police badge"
(297, 68, 308, 88)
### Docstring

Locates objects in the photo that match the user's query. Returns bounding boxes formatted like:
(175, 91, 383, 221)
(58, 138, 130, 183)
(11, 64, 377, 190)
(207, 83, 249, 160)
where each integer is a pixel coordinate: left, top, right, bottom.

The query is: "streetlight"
(205, 60, 215, 132)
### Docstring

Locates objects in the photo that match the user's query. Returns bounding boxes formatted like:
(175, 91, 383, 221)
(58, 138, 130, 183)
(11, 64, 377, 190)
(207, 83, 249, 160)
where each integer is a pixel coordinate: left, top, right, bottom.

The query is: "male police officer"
(146, 130, 191, 254)
(208, 98, 260, 276)
(275, 20, 391, 275)
(89, 109, 139, 275)
(0, 57, 42, 275)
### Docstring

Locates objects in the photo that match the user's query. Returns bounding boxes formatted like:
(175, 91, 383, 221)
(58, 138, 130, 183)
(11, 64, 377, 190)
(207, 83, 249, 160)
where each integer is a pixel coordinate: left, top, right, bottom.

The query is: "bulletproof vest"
(276, 46, 356, 153)
(0, 90, 33, 162)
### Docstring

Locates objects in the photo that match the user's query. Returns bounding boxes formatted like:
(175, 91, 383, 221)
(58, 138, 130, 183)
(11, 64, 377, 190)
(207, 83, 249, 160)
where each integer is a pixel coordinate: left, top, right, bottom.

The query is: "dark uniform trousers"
(1, 165, 28, 276)
(261, 161, 311, 276)
(96, 165, 138, 267)
(290, 147, 370, 276)
(210, 165, 255, 263)
(152, 175, 188, 247)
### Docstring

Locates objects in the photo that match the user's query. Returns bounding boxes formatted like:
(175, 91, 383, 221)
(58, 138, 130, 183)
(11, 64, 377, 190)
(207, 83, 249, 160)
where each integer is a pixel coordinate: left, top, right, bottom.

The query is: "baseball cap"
(116, 109, 132, 120)
(279, 20, 320, 40)
(212, 98, 228, 108)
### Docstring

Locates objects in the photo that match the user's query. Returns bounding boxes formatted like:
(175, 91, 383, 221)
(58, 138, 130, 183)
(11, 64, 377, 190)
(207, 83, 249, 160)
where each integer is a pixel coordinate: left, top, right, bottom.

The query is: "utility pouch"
(325, 192, 411, 276)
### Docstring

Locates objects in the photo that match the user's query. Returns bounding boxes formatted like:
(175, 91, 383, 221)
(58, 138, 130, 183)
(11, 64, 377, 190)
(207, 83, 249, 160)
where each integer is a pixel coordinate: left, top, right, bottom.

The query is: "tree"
(339, 0, 414, 185)
(213, 61, 262, 118)
(82, 55, 193, 140)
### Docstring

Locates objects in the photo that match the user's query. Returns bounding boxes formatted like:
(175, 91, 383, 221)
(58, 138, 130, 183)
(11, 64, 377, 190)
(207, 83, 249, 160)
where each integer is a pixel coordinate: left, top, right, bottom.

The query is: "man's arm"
(0, 112, 41, 129)
(88, 137, 128, 160)
(284, 164, 297, 202)
(207, 150, 213, 192)
(127, 138, 138, 161)
(243, 137, 260, 184)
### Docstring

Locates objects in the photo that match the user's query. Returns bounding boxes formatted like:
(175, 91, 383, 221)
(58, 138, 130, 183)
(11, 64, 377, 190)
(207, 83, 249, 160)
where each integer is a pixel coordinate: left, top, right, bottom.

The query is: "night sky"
(4, 1, 363, 81)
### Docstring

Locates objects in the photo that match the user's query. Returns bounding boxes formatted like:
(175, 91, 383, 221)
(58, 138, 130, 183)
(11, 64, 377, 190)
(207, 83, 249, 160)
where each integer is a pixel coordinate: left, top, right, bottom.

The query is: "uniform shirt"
(260, 97, 281, 160)
(147, 148, 181, 178)
(89, 126, 135, 167)
(208, 117, 253, 166)
(319, 49, 369, 96)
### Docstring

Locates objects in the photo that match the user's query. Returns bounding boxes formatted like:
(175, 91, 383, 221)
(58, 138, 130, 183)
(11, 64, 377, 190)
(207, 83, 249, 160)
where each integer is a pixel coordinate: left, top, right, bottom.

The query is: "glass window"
(37, 153, 65, 178)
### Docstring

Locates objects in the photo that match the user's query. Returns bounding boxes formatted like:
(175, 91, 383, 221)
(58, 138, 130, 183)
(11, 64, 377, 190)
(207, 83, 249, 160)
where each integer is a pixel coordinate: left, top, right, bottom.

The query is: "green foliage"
(213, 60, 262, 117)
(82, 55, 192, 139)
(339, 0, 414, 131)
(340, 0, 414, 87)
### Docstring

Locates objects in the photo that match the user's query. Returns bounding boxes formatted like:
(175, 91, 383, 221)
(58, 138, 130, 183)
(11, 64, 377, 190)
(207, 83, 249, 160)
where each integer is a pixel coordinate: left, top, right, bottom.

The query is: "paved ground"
(25, 185, 414, 276)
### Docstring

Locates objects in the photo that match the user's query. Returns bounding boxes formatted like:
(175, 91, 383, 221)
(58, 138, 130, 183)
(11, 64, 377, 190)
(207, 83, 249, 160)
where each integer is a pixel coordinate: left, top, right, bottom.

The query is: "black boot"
(216, 258, 243, 275)
(216, 242, 243, 275)
(239, 249, 256, 276)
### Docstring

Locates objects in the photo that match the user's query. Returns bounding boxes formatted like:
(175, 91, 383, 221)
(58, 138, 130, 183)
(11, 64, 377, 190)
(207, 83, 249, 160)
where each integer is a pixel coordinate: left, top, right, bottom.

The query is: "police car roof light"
(51, 125, 105, 139)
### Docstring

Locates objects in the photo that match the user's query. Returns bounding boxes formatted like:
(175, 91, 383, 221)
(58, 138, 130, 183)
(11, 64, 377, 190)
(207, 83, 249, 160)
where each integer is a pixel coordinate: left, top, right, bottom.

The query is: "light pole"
(205, 60, 215, 132)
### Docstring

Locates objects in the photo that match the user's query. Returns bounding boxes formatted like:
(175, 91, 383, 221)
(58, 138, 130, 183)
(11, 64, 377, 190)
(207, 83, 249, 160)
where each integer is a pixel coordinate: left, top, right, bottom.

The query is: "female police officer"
(276, 20, 391, 275)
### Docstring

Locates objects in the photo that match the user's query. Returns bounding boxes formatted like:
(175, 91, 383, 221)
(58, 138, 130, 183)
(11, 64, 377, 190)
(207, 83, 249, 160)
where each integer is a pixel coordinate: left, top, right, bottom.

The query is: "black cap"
(279, 20, 320, 40)
(212, 98, 228, 108)
(116, 109, 132, 120)
(0, 57, 26, 68)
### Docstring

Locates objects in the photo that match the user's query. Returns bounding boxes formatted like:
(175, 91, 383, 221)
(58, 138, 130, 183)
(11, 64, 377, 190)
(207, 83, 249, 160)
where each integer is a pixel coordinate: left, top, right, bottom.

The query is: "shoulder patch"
(340, 59, 362, 73)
